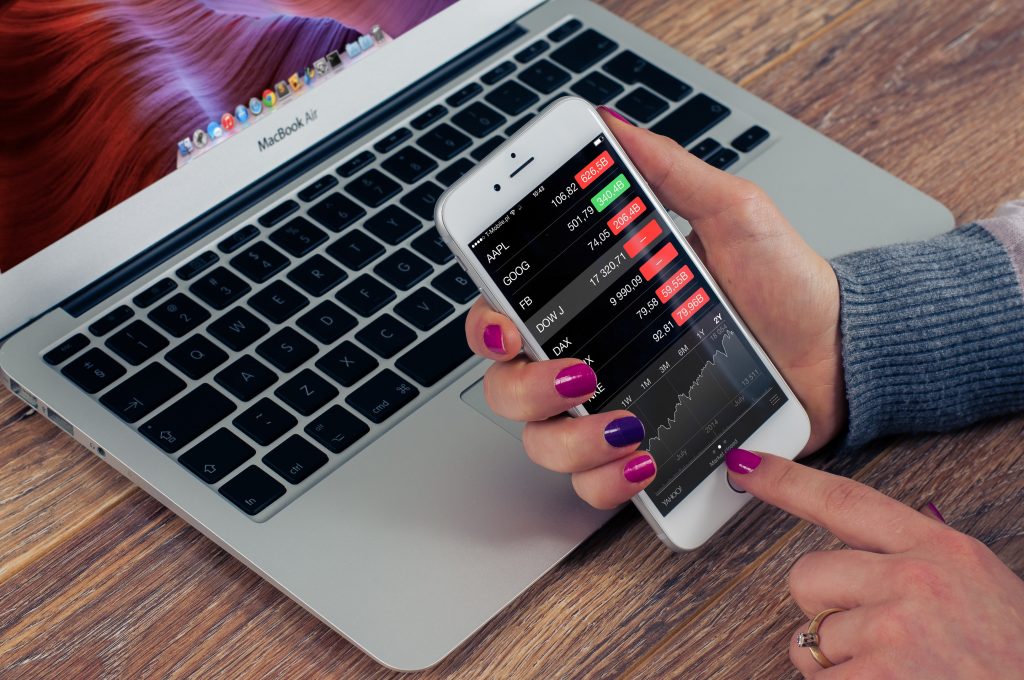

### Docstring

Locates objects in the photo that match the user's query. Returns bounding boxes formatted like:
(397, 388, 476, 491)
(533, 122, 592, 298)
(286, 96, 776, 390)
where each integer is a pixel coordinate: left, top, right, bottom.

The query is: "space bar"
(396, 311, 473, 387)
(651, 93, 731, 148)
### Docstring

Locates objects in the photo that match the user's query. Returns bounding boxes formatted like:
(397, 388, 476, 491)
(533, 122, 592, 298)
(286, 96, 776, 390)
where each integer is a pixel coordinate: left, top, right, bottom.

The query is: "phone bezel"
(434, 97, 810, 551)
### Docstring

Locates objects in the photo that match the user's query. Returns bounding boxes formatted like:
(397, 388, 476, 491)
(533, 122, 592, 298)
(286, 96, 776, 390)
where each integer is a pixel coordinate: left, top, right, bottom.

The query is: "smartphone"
(434, 97, 810, 550)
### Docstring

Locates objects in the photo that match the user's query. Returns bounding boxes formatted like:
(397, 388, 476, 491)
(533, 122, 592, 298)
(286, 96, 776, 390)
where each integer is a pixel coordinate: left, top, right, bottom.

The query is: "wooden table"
(3, 1, 1023, 677)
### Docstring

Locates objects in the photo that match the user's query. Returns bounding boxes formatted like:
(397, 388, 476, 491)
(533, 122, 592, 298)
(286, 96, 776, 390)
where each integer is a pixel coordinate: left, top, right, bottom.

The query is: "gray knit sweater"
(831, 200, 1024, 448)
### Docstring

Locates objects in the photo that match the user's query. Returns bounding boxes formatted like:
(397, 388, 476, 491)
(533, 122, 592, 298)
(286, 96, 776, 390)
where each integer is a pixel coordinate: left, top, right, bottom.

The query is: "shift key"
(140, 384, 236, 453)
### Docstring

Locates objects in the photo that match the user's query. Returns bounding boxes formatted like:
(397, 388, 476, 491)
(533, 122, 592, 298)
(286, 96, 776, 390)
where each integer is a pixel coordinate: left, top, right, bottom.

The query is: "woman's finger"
(483, 357, 597, 422)
(787, 550, 888, 616)
(570, 451, 657, 509)
(465, 297, 523, 361)
(522, 411, 645, 473)
(789, 607, 867, 676)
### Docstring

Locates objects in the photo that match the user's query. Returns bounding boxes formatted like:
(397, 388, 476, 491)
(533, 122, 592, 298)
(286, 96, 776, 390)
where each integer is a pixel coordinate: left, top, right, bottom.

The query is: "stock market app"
(469, 135, 788, 515)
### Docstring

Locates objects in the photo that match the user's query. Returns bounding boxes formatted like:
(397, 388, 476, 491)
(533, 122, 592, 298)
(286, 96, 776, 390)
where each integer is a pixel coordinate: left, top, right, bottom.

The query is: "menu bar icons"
(262, 89, 276, 109)
(287, 73, 302, 92)
(234, 104, 250, 124)
(371, 24, 385, 42)
(274, 80, 290, 99)
(192, 128, 208, 148)
(326, 50, 342, 69)
(220, 112, 236, 132)
(249, 96, 263, 116)
(314, 57, 329, 76)
(303, 65, 316, 85)
(177, 137, 193, 156)
(207, 120, 224, 140)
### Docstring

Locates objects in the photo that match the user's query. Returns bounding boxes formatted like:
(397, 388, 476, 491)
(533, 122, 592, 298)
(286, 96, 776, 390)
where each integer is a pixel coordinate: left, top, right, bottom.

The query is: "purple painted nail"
(554, 364, 597, 398)
(483, 324, 506, 354)
(926, 502, 947, 524)
(624, 454, 656, 483)
(598, 105, 632, 125)
(725, 448, 762, 474)
(604, 416, 645, 448)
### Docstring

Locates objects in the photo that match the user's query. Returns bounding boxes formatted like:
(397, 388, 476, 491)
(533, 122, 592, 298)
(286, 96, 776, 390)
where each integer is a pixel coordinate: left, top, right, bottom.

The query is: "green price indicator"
(591, 173, 631, 212)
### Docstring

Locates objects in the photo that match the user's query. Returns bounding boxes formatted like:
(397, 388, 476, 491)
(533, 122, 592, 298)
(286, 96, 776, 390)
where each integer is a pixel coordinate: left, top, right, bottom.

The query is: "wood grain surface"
(2, 0, 1023, 678)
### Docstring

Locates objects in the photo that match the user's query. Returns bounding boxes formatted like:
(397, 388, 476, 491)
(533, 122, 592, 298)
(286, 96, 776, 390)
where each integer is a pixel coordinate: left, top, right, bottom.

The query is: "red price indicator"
(575, 150, 614, 189)
(671, 287, 710, 326)
(623, 220, 663, 258)
(655, 265, 694, 303)
(639, 242, 677, 281)
(608, 197, 646, 235)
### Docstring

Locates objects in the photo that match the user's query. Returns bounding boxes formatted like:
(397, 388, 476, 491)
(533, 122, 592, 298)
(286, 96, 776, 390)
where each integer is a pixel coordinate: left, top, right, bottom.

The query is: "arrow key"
(179, 428, 255, 483)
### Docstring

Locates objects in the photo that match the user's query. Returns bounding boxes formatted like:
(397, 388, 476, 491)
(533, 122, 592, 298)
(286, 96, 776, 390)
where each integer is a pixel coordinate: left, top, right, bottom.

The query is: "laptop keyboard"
(41, 17, 773, 520)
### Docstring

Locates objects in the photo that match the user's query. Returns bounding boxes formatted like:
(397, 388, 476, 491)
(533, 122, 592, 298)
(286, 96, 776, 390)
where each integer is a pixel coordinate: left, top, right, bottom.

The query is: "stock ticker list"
(469, 136, 787, 514)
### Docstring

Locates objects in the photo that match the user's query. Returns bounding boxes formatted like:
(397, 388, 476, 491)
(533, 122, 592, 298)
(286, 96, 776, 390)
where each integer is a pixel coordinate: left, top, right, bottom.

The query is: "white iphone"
(434, 97, 810, 551)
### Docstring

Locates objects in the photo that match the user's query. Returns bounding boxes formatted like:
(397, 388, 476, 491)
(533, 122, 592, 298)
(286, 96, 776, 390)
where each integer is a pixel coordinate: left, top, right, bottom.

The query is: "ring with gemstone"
(797, 608, 844, 668)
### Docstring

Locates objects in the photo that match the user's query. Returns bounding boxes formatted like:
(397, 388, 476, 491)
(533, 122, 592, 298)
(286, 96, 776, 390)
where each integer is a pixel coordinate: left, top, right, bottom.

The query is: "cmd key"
(345, 369, 419, 423)
(140, 384, 236, 453)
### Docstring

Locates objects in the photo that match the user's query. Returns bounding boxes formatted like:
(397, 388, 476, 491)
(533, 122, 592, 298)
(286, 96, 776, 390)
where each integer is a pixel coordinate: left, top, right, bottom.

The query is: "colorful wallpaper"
(0, 0, 458, 272)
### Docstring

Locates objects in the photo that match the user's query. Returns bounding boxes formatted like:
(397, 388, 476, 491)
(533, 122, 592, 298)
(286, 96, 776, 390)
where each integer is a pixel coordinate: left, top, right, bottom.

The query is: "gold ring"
(796, 608, 843, 668)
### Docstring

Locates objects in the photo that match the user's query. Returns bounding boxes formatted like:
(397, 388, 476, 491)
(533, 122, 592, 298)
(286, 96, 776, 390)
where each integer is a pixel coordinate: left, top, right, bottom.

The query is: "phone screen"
(467, 134, 789, 515)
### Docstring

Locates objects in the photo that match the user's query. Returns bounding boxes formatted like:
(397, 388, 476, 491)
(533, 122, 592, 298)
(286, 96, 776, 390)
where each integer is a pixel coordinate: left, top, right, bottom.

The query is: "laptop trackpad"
(461, 377, 524, 439)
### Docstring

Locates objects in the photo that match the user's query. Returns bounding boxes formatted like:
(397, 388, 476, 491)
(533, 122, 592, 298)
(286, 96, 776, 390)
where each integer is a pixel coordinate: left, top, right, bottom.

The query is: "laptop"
(0, 0, 953, 670)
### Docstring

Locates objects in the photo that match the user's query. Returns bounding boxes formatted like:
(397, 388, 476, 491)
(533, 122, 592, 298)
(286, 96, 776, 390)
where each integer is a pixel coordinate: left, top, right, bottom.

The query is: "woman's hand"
(465, 110, 846, 508)
(726, 449, 1024, 679)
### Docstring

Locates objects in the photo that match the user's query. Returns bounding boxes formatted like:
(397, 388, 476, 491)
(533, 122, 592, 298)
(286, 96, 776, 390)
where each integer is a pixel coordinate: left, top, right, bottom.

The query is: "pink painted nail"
(554, 364, 597, 398)
(725, 448, 761, 474)
(624, 454, 656, 483)
(926, 502, 947, 524)
(483, 324, 506, 354)
(597, 105, 632, 125)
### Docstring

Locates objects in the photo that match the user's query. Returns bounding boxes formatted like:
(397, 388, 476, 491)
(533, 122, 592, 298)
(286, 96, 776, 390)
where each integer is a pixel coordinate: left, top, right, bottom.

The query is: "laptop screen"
(0, 0, 459, 273)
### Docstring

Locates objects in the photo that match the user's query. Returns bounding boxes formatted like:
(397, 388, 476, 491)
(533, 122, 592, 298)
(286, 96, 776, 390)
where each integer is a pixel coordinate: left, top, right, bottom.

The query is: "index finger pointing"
(725, 449, 941, 554)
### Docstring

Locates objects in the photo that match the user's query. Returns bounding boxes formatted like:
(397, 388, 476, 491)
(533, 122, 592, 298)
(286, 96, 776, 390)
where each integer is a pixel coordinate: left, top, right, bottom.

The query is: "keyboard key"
(410, 104, 448, 130)
(345, 169, 401, 208)
(176, 251, 219, 281)
(481, 60, 515, 85)
(256, 327, 318, 372)
(570, 71, 622, 105)
(309, 192, 367, 232)
(61, 347, 126, 394)
(435, 158, 475, 187)
(411, 227, 454, 264)
(189, 267, 251, 310)
(394, 287, 455, 330)
(249, 280, 309, 323)
(432, 263, 479, 303)
(140, 384, 235, 453)
(215, 354, 277, 401)
(208, 307, 269, 351)
(105, 320, 168, 365)
(706, 147, 740, 170)
(316, 340, 378, 387)
(400, 181, 445, 221)
(616, 87, 669, 123)
(337, 150, 375, 177)
(504, 114, 535, 136)
(336, 274, 395, 316)
(179, 429, 254, 484)
(485, 81, 539, 117)
(230, 241, 290, 283)
(263, 435, 328, 484)
(373, 249, 432, 290)
(133, 277, 177, 307)
(217, 225, 260, 254)
(515, 39, 549, 63)
(732, 125, 770, 152)
(270, 217, 327, 257)
(471, 136, 504, 161)
(100, 362, 185, 423)
(326, 230, 385, 270)
(287, 254, 347, 296)
(297, 175, 339, 202)
(417, 123, 472, 161)
(446, 82, 483, 107)
(518, 59, 571, 94)
(297, 301, 357, 344)
(452, 102, 507, 138)
(305, 405, 369, 453)
(690, 137, 721, 160)
(381, 146, 438, 184)
(275, 369, 339, 416)
(356, 314, 416, 358)
(233, 398, 297, 446)
(258, 200, 299, 228)
(43, 333, 89, 366)
(365, 205, 422, 245)
(148, 293, 211, 337)
(219, 466, 285, 516)
(651, 94, 731, 148)
(550, 29, 618, 73)
(548, 18, 582, 42)
(88, 305, 134, 337)
(373, 127, 412, 154)
(166, 335, 228, 379)
(396, 311, 473, 387)
(346, 369, 419, 424)
(603, 51, 692, 102)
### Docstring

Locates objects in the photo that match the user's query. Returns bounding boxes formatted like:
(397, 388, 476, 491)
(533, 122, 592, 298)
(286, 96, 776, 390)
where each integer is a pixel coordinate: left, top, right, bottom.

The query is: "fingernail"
(604, 416, 645, 448)
(926, 501, 947, 524)
(598, 105, 632, 125)
(624, 454, 656, 483)
(725, 448, 761, 474)
(483, 324, 506, 354)
(554, 363, 597, 398)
